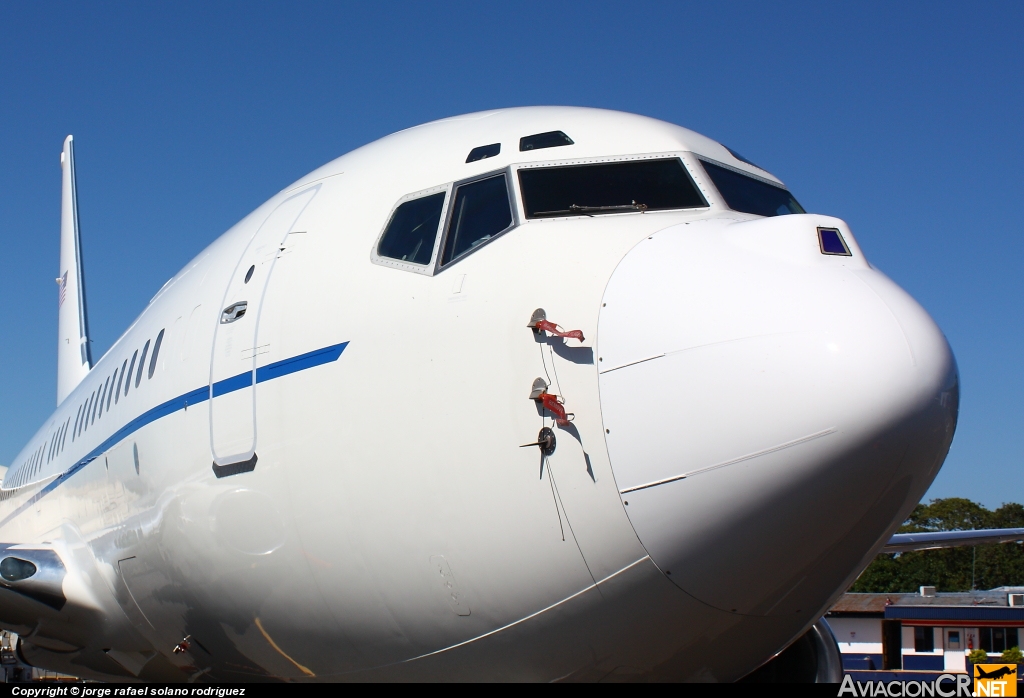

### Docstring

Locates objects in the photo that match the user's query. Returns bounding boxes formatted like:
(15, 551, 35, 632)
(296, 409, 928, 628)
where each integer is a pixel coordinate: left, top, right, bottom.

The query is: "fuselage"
(1, 107, 958, 681)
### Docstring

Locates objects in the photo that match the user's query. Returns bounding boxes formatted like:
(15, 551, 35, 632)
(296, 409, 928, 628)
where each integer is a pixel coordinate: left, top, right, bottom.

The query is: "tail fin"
(56, 135, 92, 405)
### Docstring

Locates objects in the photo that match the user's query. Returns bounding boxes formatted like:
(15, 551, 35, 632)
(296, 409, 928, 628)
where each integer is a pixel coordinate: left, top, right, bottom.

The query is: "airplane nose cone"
(598, 215, 958, 617)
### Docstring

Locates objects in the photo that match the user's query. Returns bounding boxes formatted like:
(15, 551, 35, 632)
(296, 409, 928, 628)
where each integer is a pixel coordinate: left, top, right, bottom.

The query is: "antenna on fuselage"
(56, 135, 92, 405)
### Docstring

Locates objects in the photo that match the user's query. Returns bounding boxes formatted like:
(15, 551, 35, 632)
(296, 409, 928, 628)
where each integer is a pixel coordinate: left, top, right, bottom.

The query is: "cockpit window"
(440, 174, 513, 266)
(377, 192, 446, 265)
(520, 131, 574, 152)
(700, 160, 805, 217)
(518, 159, 708, 219)
(723, 145, 763, 170)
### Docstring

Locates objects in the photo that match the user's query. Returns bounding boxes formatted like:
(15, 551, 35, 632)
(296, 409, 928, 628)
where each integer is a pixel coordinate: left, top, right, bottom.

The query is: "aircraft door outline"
(209, 186, 320, 467)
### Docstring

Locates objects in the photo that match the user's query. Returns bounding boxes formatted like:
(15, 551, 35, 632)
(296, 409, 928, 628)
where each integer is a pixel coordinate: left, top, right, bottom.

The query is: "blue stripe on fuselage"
(0, 341, 349, 529)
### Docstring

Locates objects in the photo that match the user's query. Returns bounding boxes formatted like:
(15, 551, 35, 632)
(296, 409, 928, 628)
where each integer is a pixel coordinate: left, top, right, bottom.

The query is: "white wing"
(884, 528, 1024, 553)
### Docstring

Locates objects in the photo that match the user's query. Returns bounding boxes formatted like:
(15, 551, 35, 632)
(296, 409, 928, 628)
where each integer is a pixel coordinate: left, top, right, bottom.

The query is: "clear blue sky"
(1, 2, 1021, 508)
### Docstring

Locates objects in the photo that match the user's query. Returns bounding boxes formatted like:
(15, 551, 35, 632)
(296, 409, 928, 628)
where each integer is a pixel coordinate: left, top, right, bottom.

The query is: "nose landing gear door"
(209, 186, 319, 468)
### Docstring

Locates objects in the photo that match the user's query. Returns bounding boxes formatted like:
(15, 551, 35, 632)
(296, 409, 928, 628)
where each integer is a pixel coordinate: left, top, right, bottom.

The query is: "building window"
(914, 626, 935, 652)
(948, 630, 961, 650)
(980, 627, 1019, 653)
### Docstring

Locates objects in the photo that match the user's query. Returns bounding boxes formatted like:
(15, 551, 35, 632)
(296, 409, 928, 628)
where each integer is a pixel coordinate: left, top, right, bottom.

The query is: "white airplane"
(0, 107, 1013, 682)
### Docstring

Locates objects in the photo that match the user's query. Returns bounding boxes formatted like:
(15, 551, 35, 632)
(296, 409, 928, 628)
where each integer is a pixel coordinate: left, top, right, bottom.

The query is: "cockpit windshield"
(518, 159, 708, 219)
(700, 160, 805, 217)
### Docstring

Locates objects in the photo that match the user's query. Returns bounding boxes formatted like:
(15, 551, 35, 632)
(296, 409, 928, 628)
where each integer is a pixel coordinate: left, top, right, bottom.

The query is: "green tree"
(850, 498, 1024, 593)
(969, 649, 990, 664)
(905, 498, 990, 532)
(975, 504, 1024, 589)
(1001, 647, 1024, 664)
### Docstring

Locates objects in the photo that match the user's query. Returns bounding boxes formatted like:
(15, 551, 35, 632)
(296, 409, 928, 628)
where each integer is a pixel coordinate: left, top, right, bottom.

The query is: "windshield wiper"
(535, 201, 648, 217)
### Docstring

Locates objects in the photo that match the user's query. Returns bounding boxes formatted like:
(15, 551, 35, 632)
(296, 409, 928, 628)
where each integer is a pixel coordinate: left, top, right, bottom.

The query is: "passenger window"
(84, 391, 95, 431)
(149, 329, 165, 379)
(377, 192, 446, 265)
(93, 380, 104, 419)
(116, 360, 127, 402)
(125, 351, 138, 396)
(104, 376, 113, 412)
(136, 340, 151, 388)
(107, 368, 119, 410)
(440, 174, 513, 266)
